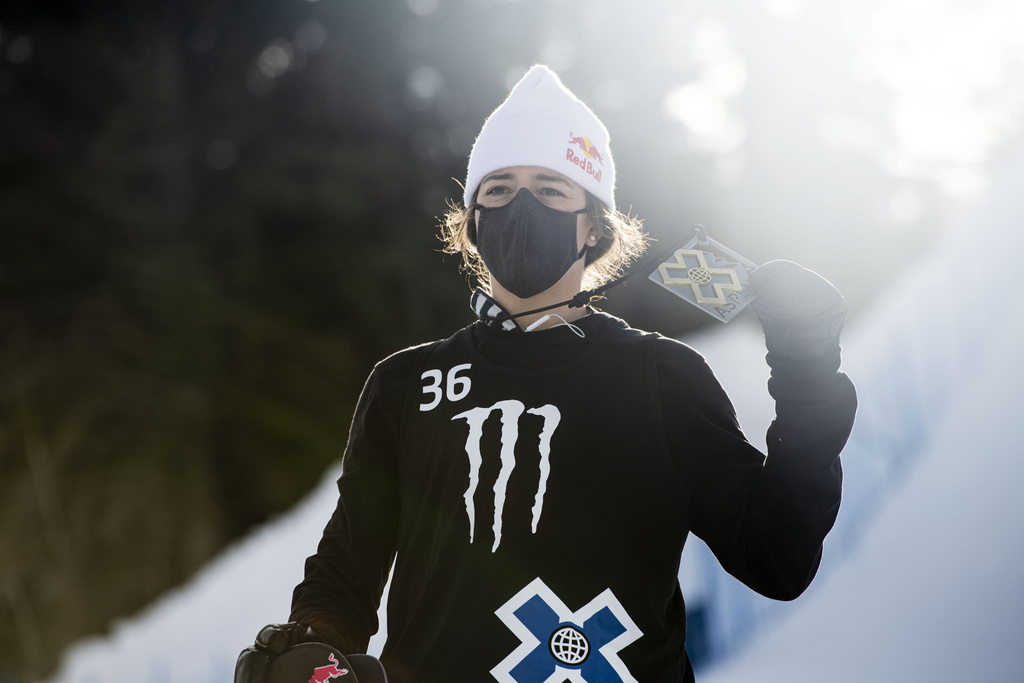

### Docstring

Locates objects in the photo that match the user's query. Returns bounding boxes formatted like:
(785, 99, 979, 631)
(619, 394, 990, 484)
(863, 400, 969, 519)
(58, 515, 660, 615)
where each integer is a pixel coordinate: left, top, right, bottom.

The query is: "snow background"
(45, 148, 1024, 682)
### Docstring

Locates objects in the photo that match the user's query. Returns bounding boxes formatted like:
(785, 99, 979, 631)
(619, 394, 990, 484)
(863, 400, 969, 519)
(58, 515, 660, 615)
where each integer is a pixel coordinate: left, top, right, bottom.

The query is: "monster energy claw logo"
(452, 400, 561, 553)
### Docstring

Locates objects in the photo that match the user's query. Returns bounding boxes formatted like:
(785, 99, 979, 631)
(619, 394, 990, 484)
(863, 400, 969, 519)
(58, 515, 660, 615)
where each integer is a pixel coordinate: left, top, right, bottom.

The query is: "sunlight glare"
(852, 0, 1024, 200)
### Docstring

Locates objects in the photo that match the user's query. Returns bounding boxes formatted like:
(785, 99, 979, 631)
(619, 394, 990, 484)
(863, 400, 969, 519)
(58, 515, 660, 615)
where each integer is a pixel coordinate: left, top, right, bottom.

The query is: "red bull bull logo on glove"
(309, 653, 348, 683)
(566, 131, 604, 183)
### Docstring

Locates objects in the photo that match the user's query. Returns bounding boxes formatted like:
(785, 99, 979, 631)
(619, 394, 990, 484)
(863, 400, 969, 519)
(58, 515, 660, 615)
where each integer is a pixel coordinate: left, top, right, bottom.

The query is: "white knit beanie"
(464, 65, 616, 212)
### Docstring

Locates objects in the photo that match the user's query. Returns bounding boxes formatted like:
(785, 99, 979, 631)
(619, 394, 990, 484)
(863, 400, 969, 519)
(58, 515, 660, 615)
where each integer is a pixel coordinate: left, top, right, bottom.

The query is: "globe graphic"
(549, 625, 590, 665)
(687, 266, 713, 285)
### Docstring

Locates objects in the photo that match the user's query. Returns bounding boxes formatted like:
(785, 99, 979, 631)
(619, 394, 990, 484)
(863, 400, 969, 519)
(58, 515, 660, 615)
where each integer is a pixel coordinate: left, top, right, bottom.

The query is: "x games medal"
(648, 227, 757, 323)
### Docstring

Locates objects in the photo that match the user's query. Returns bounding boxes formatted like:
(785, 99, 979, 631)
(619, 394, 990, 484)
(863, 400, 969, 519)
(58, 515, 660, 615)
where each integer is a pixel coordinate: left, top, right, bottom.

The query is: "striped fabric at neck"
(470, 288, 520, 332)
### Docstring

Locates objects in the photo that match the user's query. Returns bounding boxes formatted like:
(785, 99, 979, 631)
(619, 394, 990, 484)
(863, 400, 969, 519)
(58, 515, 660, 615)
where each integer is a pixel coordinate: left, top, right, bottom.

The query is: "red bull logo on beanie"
(566, 131, 604, 184)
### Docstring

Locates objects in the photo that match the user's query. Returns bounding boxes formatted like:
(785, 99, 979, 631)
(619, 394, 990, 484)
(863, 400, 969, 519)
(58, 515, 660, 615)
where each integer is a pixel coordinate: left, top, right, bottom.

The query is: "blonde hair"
(440, 191, 648, 293)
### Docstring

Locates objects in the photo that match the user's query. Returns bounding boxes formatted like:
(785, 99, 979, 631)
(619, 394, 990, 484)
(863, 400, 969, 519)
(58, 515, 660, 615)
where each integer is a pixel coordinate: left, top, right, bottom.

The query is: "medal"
(648, 227, 757, 323)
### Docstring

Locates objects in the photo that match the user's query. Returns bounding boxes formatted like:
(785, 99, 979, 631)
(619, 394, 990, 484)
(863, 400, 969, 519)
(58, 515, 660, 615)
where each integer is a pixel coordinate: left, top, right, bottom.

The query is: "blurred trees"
(0, 1, 478, 678)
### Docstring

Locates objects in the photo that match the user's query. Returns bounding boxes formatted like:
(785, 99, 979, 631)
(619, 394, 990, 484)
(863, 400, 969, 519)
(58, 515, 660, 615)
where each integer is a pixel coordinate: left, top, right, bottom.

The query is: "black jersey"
(291, 312, 857, 682)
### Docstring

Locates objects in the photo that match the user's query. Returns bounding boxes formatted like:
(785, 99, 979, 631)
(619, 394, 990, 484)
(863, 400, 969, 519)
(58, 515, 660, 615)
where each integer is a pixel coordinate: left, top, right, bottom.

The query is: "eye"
(538, 186, 567, 197)
(483, 185, 510, 196)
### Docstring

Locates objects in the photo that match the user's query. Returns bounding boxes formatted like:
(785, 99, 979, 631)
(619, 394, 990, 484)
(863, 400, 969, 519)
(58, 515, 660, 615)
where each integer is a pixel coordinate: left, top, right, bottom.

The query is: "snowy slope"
(44, 464, 345, 682)
(45, 150, 1024, 682)
(700, 320, 1024, 682)
(694, 149, 1024, 682)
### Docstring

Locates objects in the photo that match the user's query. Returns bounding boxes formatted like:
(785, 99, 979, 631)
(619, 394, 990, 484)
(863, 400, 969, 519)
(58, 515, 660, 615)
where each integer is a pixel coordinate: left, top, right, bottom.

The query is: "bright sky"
(662, 0, 1024, 211)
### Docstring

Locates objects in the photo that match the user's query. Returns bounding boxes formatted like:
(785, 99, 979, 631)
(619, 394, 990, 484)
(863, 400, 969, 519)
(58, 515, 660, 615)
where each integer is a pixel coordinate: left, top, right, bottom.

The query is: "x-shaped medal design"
(656, 249, 742, 305)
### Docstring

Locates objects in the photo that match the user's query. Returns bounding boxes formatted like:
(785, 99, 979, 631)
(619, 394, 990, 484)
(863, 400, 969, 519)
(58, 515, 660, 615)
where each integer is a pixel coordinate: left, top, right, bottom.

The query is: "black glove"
(748, 260, 848, 361)
(235, 622, 321, 683)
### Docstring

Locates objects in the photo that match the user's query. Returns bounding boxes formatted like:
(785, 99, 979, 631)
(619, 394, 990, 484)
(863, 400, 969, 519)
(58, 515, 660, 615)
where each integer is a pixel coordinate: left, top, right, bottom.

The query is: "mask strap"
(575, 206, 590, 262)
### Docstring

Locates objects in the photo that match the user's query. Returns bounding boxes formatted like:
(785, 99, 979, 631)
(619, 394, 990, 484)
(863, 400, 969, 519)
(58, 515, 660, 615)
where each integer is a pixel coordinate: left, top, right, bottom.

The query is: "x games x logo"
(492, 578, 642, 683)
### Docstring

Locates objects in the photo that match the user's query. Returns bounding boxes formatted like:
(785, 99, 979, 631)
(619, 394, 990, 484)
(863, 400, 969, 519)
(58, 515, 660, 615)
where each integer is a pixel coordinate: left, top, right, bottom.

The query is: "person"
(237, 65, 857, 683)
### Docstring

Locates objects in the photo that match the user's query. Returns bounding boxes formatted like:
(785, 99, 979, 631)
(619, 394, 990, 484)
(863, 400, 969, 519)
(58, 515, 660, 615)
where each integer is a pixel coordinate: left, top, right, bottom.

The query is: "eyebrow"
(481, 172, 572, 186)
(534, 173, 572, 186)
(481, 172, 516, 184)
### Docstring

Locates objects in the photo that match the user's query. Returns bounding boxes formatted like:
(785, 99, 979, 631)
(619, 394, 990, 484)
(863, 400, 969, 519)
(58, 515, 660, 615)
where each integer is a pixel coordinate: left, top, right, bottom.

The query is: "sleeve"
(666, 341, 857, 601)
(288, 351, 416, 653)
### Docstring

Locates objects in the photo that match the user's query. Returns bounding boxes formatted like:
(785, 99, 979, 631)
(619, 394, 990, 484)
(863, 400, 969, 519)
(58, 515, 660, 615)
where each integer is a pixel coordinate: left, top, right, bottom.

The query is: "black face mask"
(474, 187, 588, 299)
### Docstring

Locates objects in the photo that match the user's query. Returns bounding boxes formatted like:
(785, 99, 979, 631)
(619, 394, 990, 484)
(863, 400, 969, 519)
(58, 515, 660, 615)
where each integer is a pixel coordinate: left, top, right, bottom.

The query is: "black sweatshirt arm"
(289, 352, 414, 652)
(665, 340, 857, 600)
